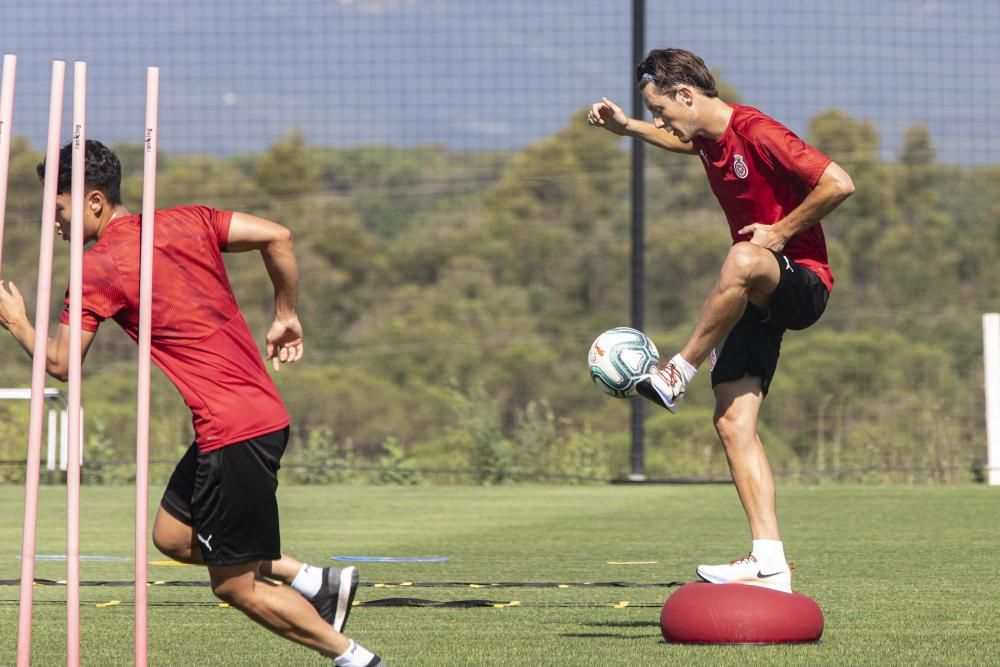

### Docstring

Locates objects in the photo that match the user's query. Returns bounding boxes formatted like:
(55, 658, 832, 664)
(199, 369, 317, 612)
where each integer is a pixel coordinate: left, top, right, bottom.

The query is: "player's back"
(82, 205, 289, 449)
(97, 205, 240, 342)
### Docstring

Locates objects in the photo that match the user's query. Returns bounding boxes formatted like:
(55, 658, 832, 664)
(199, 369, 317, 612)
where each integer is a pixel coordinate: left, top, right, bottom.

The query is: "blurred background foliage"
(0, 94, 996, 485)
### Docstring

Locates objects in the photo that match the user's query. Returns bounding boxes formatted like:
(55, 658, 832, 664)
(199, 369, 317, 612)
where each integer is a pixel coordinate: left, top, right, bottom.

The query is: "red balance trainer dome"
(660, 582, 824, 644)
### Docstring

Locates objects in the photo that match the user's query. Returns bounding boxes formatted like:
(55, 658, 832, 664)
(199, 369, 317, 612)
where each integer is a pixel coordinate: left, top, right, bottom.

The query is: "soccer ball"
(588, 327, 660, 398)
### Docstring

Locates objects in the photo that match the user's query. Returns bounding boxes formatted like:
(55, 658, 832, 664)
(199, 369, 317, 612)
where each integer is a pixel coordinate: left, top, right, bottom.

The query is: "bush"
(285, 427, 352, 485)
(376, 437, 424, 485)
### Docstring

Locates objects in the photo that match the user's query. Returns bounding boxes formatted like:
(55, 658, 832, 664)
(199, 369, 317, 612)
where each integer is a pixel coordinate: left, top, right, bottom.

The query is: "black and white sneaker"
(634, 361, 686, 413)
(310, 566, 359, 633)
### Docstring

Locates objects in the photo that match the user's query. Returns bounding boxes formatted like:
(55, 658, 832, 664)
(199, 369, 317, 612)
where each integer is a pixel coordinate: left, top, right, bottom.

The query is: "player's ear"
(676, 85, 695, 106)
(87, 189, 105, 217)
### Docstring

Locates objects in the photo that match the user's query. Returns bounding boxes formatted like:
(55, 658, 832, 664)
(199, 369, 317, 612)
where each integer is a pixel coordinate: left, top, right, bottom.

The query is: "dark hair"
(636, 48, 718, 98)
(36, 139, 122, 204)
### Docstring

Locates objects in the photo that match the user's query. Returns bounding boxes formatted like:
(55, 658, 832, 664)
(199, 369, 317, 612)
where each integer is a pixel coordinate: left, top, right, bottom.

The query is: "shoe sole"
(696, 569, 792, 594)
(333, 566, 359, 633)
(635, 379, 677, 413)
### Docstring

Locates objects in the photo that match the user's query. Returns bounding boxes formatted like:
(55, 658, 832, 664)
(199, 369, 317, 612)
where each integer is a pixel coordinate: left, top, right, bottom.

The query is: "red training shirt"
(60, 205, 290, 452)
(691, 104, 835, 291)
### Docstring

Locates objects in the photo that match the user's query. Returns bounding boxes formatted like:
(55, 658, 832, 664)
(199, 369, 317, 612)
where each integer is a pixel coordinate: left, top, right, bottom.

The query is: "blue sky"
(1, 0, 998, 164)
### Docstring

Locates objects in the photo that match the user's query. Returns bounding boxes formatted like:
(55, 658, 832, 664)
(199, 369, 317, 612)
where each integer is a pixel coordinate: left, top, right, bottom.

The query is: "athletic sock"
(751, 539, 787, 570)
(291, 563, 323, 600)
(671, 354, 697, 385)
(333, 640, 379, 667)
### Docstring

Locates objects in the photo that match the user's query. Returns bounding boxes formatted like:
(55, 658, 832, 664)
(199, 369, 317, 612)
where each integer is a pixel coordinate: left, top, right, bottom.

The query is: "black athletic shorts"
(710, 250, 829, 395)
(160, 427, 288, 566)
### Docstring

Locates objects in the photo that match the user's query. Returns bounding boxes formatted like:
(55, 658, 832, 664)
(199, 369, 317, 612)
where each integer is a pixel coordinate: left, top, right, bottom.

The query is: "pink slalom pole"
(135, 65, 158, 667)
(0, 54, 16, 272)
(66, 60, 87, 667)
(16, 59, 65, 667)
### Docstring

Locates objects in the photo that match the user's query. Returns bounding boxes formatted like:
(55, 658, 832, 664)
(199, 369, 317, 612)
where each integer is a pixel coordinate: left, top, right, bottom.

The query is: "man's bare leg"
(151, 507, 375, 662)
(638, 243, 782, 412)
(712, 375, 779, 540)
(259, 554, 303, 582)
(151, 507, 204, 564)
(209, 562, 350, 658)
(694, 374, 791, 592)
(680, 242, 781, 368)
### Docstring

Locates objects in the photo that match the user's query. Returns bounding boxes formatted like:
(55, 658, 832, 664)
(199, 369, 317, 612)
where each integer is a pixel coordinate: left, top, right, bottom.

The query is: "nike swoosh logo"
(757, 570, 785, 578)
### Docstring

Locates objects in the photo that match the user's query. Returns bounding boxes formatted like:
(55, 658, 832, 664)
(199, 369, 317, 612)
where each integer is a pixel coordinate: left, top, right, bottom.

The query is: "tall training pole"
(985, 313, 1000, 486)
(17, 58, 65, 667)
(0, 54, 16, 272)
(66, 59, 87, 667)
(628, 0, 647, 480)
(135, 65, 158, 667)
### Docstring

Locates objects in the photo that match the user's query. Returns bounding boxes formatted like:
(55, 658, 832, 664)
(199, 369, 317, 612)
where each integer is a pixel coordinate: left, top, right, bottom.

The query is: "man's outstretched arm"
(0, 280, 98, 381)
(587, 96, 698, 154)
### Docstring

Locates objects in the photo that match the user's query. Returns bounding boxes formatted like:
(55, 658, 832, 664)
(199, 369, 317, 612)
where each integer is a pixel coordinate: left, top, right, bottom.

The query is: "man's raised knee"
(723, 242, 770, 279)
(151, 529, 182, 561)
(721, 242, 781, 304)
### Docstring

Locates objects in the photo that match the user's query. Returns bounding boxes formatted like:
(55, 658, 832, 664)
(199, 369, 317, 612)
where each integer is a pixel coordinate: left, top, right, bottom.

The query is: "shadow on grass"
(561, 621, 662, 639)
(560, 632, 662, 640)
(582, 620, 660, 629)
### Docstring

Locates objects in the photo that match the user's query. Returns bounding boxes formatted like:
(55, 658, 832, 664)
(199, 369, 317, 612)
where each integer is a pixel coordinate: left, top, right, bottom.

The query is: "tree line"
(0, 101, 996, 484)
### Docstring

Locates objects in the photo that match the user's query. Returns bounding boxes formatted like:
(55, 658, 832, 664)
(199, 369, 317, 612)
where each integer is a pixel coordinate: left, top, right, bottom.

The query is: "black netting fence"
(1, 1, 997, 483)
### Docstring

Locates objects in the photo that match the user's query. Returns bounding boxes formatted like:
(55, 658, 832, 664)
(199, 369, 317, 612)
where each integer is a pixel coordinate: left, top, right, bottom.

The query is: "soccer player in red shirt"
(588, 49, 854, 593)
(0, 141, 384, 666)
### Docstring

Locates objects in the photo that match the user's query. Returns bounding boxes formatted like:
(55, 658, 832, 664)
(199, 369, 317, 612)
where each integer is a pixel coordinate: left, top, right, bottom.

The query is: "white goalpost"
(984, 313, 1000, 486)
(0, 388, 82, 474)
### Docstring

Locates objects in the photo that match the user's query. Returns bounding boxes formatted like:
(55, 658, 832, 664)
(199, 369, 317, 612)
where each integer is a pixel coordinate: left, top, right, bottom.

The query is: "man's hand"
(738, 223, 789, 252)
(587, 97, 632, 136)
(0, 280, 28, 332)
(265, 315, 303, 372)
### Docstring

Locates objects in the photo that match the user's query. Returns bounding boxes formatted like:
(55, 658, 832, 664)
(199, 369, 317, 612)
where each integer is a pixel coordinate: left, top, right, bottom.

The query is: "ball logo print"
(733, 154, 748, 179)
(588, 327, 659, 398)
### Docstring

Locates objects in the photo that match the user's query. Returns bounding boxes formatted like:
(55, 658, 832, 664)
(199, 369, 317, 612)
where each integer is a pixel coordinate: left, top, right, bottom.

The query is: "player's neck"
(699, 98, 734, 141)
(95, 205, 130, 239)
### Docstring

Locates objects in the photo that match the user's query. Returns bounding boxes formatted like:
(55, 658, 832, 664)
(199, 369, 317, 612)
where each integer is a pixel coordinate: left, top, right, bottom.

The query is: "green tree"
(255, 130, 321, 197)
(808, 109, 897, 288)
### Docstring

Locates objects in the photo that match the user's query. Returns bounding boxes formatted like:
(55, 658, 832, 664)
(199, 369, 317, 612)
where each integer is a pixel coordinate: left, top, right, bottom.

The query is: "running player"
(0, 140, 384, 666)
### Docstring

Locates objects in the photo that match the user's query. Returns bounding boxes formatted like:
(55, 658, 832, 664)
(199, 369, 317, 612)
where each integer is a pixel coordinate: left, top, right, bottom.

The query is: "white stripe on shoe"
(333, 566, 357, 632)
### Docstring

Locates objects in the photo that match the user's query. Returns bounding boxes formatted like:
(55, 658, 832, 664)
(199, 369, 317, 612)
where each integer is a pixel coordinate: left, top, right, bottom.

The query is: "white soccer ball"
(588, 327, 660, 398)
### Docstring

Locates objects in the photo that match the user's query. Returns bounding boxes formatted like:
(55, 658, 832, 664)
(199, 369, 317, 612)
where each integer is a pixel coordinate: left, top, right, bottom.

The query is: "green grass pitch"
(1, 484, 999, 665)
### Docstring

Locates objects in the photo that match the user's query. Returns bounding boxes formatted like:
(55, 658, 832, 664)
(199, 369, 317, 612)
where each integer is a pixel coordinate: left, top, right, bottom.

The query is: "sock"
(333, 640, 378, 667)
(671, 354, 698, 385)
(290, 563, 323, 600)
(751, 539, 786, 569)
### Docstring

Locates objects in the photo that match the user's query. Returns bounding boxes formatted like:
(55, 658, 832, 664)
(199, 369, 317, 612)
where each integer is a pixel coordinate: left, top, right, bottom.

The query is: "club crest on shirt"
(733, 154, 749, 179)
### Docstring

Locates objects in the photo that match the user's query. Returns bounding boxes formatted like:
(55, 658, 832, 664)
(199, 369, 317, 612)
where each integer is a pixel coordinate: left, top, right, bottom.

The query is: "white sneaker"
(696, 554, 792, 593)
(634, 361, 686, 412)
